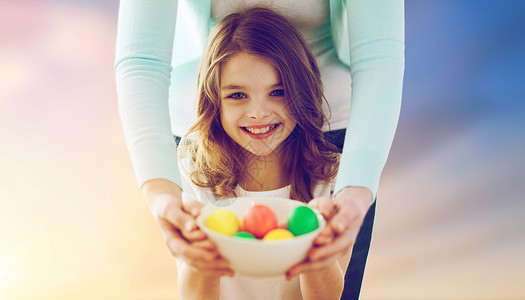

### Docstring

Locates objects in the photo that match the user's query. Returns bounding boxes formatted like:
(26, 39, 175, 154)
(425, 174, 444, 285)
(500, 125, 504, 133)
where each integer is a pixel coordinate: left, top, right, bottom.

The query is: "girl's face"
(219, 52, 297, 157)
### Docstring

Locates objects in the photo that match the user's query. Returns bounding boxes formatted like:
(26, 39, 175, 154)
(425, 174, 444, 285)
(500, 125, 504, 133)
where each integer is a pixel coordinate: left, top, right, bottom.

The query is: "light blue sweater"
(115, 0, 405, 198)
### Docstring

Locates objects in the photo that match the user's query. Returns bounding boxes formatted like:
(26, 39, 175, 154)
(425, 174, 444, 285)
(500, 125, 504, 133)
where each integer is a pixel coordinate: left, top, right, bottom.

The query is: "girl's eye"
(270, 89, 285, 97)
(228, 92, 247, 100)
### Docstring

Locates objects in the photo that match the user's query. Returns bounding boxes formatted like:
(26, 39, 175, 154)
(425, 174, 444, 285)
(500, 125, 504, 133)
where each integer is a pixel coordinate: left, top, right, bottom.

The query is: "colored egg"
(287, 206, 319, 236)
(234, 231, 256, 239)
(263, 228, 294, 240)
(205, 209, 239, 236)
(243, 204, 278, 239)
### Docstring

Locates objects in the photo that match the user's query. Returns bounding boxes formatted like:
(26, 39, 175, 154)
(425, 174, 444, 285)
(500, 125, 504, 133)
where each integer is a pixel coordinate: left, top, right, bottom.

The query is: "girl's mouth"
(241, 123, 280, 139)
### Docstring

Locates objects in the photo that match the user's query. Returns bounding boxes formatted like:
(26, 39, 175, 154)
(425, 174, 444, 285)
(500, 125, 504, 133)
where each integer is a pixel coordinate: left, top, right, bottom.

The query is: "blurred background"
(1, 0, 524, 299)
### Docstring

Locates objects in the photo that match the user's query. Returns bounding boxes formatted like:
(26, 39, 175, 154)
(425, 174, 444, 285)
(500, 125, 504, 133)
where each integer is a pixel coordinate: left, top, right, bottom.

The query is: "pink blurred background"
(1, 0, 524, 299)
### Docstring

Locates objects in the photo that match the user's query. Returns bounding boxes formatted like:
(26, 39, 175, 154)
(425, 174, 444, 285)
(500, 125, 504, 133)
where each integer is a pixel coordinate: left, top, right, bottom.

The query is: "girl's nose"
(247, 97, 271, 120)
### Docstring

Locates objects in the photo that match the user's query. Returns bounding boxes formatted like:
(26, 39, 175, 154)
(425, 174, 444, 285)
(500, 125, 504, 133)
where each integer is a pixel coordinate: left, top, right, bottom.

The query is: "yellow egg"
(205, 209, 239, 236)
(263, 228, 294, 241)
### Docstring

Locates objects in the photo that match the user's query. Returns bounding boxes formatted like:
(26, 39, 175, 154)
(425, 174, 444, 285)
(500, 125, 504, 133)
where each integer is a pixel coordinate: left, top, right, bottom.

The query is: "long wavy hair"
(179, 7, 339, 202)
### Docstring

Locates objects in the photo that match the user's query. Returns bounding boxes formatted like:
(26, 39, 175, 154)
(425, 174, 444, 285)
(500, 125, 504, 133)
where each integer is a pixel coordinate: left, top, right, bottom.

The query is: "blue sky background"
(1, 0, 524, 299)
(371, 1, 525, 298)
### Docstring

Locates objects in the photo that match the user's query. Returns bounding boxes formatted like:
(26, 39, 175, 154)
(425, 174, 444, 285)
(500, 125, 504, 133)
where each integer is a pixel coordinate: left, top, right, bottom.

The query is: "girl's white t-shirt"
(177, 158, 334, 300)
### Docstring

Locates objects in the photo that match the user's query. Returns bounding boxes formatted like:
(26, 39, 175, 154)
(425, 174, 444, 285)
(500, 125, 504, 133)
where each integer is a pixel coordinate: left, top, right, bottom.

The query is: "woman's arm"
(292, 0, 405, 277)
(115, 0, 181, 187)
(115, 0, 231, 287)
(334, 0, 405, 198)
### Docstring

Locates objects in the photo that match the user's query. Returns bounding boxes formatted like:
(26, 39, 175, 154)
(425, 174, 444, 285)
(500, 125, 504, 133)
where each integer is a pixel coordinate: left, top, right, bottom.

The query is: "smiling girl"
(177, 7, 348, 300)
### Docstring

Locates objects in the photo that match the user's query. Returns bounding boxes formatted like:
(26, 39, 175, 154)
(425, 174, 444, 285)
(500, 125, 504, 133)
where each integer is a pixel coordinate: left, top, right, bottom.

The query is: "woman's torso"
(212, 0, 330, 29)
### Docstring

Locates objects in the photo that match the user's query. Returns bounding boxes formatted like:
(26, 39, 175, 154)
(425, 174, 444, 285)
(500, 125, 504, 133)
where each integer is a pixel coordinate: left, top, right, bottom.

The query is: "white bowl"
(196, 197, 325, 277)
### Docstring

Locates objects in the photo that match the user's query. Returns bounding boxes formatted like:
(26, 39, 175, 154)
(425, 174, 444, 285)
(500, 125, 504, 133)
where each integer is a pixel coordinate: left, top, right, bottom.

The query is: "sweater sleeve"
(114, 0, 181, 187)
(333, 0, 405, 198)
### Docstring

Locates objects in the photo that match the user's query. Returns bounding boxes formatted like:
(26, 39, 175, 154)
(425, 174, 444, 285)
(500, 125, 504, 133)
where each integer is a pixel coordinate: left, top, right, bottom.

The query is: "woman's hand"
(286, 186, 373, 278)
(142, 179, 234, 277)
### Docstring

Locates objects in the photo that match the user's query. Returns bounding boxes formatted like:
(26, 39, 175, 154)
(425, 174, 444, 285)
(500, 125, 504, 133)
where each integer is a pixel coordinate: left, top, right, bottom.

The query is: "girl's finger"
(182, 200, 203, 217)
(313, 225, 335, 245)
(309, 196, 336, 219)
(313, 232, 334, 246)
(286, 256, 338, 279)
(162, 223, 217, 262)
(187, 257, 231, 270)
(308, 227, 356, 262)
(192, 239, 217, 250)
(164, 205, 198, 233)
(181, 228, 208, 242)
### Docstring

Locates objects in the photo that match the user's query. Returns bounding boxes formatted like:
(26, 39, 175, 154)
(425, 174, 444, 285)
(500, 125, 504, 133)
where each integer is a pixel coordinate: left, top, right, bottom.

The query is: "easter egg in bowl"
(196, 197, 326, 277)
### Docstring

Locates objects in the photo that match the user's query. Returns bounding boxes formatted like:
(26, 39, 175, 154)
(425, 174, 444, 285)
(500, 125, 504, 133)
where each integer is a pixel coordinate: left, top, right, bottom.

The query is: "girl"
(177, 7, 350, 300)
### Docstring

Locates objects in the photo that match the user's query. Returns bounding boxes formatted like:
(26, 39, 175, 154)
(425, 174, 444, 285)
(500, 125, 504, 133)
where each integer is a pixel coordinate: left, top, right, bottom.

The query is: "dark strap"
(341, 200, 376, 299)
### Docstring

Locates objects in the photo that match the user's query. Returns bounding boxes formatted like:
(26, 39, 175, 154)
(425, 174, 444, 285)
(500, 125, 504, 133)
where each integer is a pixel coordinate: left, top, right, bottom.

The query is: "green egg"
(234, 231, 256, 239)
(287, 206, 319, 236)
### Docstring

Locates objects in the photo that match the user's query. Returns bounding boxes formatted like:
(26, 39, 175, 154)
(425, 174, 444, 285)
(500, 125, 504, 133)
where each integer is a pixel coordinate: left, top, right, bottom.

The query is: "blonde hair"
(179, 7, 339, 202)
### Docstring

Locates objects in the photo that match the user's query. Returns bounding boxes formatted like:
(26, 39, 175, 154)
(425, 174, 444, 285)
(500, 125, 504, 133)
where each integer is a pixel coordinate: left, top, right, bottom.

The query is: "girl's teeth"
(246, 124, 276, 134)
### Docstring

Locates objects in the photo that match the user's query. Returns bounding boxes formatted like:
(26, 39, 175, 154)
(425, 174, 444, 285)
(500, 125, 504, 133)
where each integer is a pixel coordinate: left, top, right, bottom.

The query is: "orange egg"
(243, 204, 278, 239)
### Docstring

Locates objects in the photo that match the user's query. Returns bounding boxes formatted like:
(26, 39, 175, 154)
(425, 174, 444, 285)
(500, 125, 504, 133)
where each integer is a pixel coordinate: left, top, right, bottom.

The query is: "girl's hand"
(180, 200, 235, 277)
(286, 186, 372, 278)
(142, 179, 234, 277)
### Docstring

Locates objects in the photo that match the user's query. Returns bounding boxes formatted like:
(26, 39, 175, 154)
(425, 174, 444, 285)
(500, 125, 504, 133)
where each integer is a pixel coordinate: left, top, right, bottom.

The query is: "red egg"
(243, 204, 278, 239)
